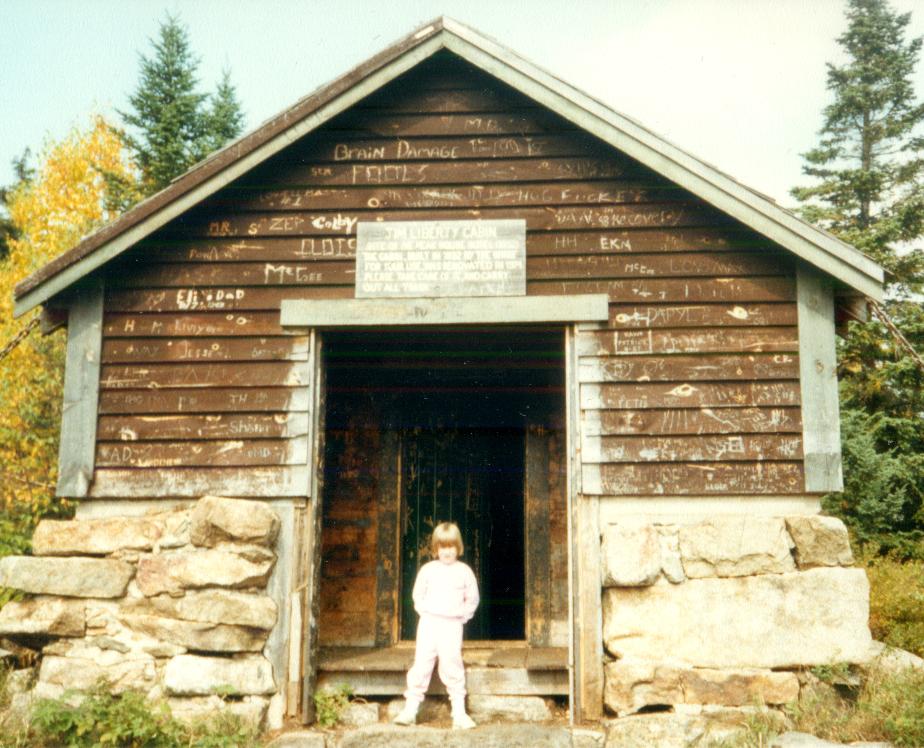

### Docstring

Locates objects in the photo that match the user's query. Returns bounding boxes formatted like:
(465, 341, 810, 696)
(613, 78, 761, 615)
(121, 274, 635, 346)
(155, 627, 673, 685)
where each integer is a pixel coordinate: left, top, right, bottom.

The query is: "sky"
(2, 0, 924, 207)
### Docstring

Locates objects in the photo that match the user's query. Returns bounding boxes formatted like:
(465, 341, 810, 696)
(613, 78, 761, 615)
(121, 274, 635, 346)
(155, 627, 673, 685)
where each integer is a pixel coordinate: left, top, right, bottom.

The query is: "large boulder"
(32, 516, 162, 556)
(135, 545, 275, 596)
(603, 568, 872, 668)
(678, 517, 796, 578)
(189, 496, 280, 548)
(0, 597, 85, 637)
(0, 556, 133, 598)
(785, 516, 854, 569)
(123, 589, 277, 630)
(164, 654, 276, 696)
(602, 524, 661, 587)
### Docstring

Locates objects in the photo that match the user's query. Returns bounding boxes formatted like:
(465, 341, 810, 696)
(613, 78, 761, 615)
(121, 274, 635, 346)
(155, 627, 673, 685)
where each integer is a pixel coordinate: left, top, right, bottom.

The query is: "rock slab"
(32, 516, 162, 556)
(136, 545, 274, 596)
(189, 495, 280, 547)
(678, 517, 796, 578)
(0, 556, 134, 598)
(601, 524, 661, 587)
(785, 516, 854, 568)
(164, 654, 276, 696)
(603, 568, 872, 668)
(0, 597, 85, 637)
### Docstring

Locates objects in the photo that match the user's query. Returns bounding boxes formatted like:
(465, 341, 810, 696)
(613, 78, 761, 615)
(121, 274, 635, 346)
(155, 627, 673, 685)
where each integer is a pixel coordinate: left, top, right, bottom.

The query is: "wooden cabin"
(11, 18, 882, 727)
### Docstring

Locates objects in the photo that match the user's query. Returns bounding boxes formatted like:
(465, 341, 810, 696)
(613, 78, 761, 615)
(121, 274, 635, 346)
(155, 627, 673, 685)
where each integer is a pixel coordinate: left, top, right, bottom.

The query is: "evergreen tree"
(120, 14, 245, 195)
(204, 70, 246, 154)
(792, 0, 924, 555)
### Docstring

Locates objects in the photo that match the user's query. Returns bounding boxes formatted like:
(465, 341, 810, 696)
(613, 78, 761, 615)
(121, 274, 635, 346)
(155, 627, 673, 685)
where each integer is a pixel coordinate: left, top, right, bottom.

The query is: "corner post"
(56, 276, 104, 497)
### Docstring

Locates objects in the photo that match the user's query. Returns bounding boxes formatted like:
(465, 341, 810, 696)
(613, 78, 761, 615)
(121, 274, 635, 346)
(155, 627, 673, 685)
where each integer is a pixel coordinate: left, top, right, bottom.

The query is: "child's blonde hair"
(430, 521, 464, 558)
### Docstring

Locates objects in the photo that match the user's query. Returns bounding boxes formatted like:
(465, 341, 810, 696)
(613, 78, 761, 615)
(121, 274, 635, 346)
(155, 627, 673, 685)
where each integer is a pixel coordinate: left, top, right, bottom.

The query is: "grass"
(0, 676, 263, 748)
(866, 553, 924, 658)
(707, 662, 924, 748)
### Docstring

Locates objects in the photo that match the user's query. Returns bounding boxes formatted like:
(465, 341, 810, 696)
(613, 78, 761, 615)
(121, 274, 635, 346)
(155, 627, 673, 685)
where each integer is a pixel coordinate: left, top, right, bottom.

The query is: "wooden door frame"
(566, 325, 603, 724)
(296, 320, 603, 723)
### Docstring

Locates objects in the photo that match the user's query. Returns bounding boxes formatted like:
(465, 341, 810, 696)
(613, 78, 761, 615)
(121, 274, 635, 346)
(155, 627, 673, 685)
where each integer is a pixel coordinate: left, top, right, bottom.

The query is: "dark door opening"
(400, 416, 525, 640)
(320, 327, 563, 647)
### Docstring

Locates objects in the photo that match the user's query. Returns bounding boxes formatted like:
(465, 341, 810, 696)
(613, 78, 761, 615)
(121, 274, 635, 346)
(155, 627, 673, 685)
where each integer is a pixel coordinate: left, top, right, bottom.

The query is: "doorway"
(319, 327, 565, 648)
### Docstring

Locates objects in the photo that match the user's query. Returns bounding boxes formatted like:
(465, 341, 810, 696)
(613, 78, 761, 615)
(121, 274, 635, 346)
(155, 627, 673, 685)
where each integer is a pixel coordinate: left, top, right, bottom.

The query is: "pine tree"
(120, 14, 245, 195)
(204, 70, 245, 154)
(792, 0, 924, 554)
(792, 0, 924, 294)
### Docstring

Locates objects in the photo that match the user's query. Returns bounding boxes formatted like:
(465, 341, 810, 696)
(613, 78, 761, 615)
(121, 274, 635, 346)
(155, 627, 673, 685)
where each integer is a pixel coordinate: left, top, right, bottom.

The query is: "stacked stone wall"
(0, 496, 283, 728)
(601, 515, 872, 717)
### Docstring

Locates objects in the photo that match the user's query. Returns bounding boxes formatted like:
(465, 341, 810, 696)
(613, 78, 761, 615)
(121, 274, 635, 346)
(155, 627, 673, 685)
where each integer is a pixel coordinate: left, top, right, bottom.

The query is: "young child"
(393, 521, 480, 729)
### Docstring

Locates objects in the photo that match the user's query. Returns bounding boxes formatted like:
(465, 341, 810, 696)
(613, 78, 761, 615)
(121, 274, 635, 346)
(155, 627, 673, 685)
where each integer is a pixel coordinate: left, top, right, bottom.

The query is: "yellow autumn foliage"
(0, 116, 138, 558)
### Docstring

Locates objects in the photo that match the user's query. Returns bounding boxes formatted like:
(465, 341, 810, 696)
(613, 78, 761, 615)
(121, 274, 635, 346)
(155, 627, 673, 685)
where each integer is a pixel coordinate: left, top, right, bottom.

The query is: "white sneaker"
(393, 703, 418, 726)
(452, 711, 476, 730)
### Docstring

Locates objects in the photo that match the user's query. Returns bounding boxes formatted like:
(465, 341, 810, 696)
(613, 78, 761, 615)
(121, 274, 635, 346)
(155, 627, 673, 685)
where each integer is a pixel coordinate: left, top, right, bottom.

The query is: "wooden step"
(317, 645, 569, 696)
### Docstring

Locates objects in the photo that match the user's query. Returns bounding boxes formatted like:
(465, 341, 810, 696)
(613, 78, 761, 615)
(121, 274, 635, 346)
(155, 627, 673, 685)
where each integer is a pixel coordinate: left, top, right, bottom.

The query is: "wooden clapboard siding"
(94, 55, 803, 498)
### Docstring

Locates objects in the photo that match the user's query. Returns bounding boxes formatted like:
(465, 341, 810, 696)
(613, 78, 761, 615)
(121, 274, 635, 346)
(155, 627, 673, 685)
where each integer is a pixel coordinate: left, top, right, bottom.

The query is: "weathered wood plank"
(88, 466, 311, 498)
(531, 252, 789, 280)
(604, 303, 797, 329)
(316, 667, 568, 696)
(118, 262, 354, 288)
(797, 265, 843, 492)
(169, 204, 724, 239)
(374, 430, 399, 647)
(101, 336, 310, 363)
(280, 295, 608, 328)
(116, 254, 786, 290)
(580, 434, 803, 463)
(530, 277, 796, 303)
(578, 354, 799, 382)
(259, 157, 640, 186)
(577, 327, 798, 356)
(582, 462, 805, 495)
(97, 413, 309, 441)
(525, 426, 552, 647)
(580, 381, 801, 410)
(99, 362, 309, 389)
(104, 312, 287, 337)
(106, 286, 354, 313)
(212, 181, 687, 212)
(98, 387, 309, 414)
(95, 437, 309, 467)
(359, 86, 537, 112)
(57, 277, 104, 497)
(292, 134, 593, 163)
(581, 407, 803, 436)
(301, 329, 325, 718)
(323, 110, 569, 136)
(130, 228, 776, 265)
(107, 278, 796, 314)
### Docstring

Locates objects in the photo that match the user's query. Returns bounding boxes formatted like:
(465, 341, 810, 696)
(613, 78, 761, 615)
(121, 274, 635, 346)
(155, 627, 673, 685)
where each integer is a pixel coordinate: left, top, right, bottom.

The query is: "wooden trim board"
(280, 294, 609, 329)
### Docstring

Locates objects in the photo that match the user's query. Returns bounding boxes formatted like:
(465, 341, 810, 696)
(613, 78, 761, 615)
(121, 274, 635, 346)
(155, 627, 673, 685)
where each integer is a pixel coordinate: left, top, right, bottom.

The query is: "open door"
(301, 330, 326, 723)
(399, 425, 526, 641)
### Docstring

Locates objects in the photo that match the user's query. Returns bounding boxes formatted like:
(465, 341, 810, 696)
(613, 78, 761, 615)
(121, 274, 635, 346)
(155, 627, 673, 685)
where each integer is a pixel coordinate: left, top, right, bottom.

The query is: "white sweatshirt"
(412, 559, 480, 623)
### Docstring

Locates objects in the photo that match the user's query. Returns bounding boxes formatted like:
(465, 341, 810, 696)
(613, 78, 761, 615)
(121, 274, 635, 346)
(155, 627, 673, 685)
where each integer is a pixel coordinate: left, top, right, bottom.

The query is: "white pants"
(403, 613, 466, 707)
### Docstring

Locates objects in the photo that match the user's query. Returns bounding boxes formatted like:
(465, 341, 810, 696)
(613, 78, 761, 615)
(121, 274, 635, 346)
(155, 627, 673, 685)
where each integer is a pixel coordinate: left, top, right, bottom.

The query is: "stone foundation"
(0, 496, 283, 730)
(600, 515, 871, 717)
